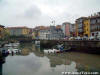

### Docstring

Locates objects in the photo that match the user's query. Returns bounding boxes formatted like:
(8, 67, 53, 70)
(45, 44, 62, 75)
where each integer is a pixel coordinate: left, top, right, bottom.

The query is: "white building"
(39, 26, 64, 40)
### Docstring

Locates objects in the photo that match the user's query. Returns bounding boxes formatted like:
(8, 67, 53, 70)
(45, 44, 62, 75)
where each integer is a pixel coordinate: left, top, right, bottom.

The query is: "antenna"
(51, 20, 55, 26)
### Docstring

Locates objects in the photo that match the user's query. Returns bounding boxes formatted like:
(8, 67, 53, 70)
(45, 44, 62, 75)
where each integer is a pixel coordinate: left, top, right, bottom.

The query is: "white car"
(97, 36, 100, 40)
(82, 36, 88, 40)
(88, 36, 95, 40)
(75, 36, 82, 40)
(69, 37, 74, 40)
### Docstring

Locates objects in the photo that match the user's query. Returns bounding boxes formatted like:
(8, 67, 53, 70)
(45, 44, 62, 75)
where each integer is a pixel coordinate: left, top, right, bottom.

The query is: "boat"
(44, 49, 60, 53)
(8, 48, 21, 54)
(5, 43, 12, 47)
(5, 43, 20, 47)
(35, 41, 40, 45)
(2, 50, 9, 56)
(44, 47, 71, 54)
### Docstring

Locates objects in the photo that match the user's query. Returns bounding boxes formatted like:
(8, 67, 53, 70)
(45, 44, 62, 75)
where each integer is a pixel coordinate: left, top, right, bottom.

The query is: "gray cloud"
(0, 0, 100, 27)
(23, 5, 42, 19)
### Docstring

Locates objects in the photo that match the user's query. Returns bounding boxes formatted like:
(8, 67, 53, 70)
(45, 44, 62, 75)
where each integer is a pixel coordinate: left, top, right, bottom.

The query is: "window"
(97, 19, 100, 23)
(91, 19, 96, 24)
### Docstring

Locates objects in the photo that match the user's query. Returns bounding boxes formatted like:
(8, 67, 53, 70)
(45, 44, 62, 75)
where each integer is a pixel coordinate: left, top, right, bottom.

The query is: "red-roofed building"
(89, 12, 100, 37)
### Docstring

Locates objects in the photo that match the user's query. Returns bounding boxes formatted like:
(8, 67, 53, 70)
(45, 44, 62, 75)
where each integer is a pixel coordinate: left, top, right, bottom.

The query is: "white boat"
(5, 43, 12, 47)
(7, 49, 12, 53)
(5, 43, 19, 47)
(8, 48, 21, 54)
(44, 49, 60, 53)
(35, 41, 40, 45)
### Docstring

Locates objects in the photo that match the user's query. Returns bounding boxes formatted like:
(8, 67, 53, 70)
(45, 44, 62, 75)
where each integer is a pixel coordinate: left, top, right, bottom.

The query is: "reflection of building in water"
(76, 63, 100, 72)
(0, 57, 6, 75)
(0, 63, 3, 75)
(47, 54, 78, 72)
(19, 43, 42, 56)
(21, 48, 31, 56)
(33, 51, 44, 57)
(47, 55, 71, 68)
(19, 43, 39, 56)
(34, 45, 41, 52)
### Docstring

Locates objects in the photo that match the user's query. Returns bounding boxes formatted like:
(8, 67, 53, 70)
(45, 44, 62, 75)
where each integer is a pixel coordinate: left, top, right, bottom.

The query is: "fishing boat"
(44, 49, 59, 53)
(44, 47, 71, 53)
(5, 43, 20, 47)
(8, 47, 21, 54)
(35, 41, 40, 45)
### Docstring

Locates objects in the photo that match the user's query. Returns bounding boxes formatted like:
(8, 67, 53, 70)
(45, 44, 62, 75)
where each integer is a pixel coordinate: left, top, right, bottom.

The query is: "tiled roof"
(7, 26, 28, 29)
(89, 16, 100, 19)
(76, 17, 87, 20)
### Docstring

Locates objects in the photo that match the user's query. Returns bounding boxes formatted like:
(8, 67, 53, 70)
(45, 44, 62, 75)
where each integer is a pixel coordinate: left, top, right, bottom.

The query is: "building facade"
(90, 13, 100, 37)
(83, 18, 90, 37)
(69, 24, 75, 37)
(0, 25, 5, 39)
(75, 17, 87, 37)
(39, 26, 64, 40)
(75, 12, 100, 38)
(7, 27, 30, 36)
(62, 22, 70, 37)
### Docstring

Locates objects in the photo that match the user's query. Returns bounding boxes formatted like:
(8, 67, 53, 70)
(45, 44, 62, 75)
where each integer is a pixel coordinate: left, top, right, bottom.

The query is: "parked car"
(88, 36, 95, 40)
(97, 36, 100, 40)
(82, 36, 88, 40)
(75, 36, 82, 40)
(69, 37, 74, 40)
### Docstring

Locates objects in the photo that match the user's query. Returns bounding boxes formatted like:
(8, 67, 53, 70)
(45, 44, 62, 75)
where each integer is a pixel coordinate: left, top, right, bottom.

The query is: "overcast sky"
(0, 0, 100, 28)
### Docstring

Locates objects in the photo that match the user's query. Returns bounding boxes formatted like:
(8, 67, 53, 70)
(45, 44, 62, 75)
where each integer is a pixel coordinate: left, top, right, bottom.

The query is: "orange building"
(7, 26, 30, 36)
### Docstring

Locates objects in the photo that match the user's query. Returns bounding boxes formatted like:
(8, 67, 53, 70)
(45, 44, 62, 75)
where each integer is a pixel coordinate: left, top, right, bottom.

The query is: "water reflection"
(0, 63, 3, 75)
(0, 56, 6, 75)
(1, 43, 100, 75)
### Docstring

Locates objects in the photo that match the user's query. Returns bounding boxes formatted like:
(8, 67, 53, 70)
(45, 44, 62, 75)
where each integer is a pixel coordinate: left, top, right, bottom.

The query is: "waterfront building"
(7, 26, 30, 36)
(56, 25, 61, 29)
(69, 24, 76, 37)
(83, 18, 90, 37)
(75, 12, 100, 38)
(75, 17, 87, 37)
(89, 12, 100, 38)
(61, 22, 70, 37)
(0, 25, 5, 39)
(39, 29, 50, 40)
(33, 26, 49, 39)
(39, 26, 64, 40)
(31, 29, 39, 39)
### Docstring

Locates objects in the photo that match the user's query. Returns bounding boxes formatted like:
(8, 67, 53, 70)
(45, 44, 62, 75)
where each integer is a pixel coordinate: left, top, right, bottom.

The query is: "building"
(31, 29, 39, 39)
(33, 26, 50, 39)
(7, 26, 30, 36)
(75, 12, 100, 38)
(61, 22, 70, 37)
(75, 17, 87, 37)
(39, 26, 64, 40)
(69, 24, 76, 37)
(0, 25, 5, 39)
(83, 18, 90, 37)
(56, 25, 61, 29)
(89, 12, 100, 38)
(39, 29, 50, 40)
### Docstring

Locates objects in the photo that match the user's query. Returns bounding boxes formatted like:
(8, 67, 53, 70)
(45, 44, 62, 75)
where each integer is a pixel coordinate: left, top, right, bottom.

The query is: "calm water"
(0, 43, 100, 75)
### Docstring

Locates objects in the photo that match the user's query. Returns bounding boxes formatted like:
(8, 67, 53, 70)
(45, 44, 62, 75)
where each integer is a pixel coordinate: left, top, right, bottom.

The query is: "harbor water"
(0, 43, 100, 75)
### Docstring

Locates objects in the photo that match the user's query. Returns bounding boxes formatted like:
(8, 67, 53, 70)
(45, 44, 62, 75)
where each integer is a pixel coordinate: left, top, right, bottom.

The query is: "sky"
(0, 0, 100, 28)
